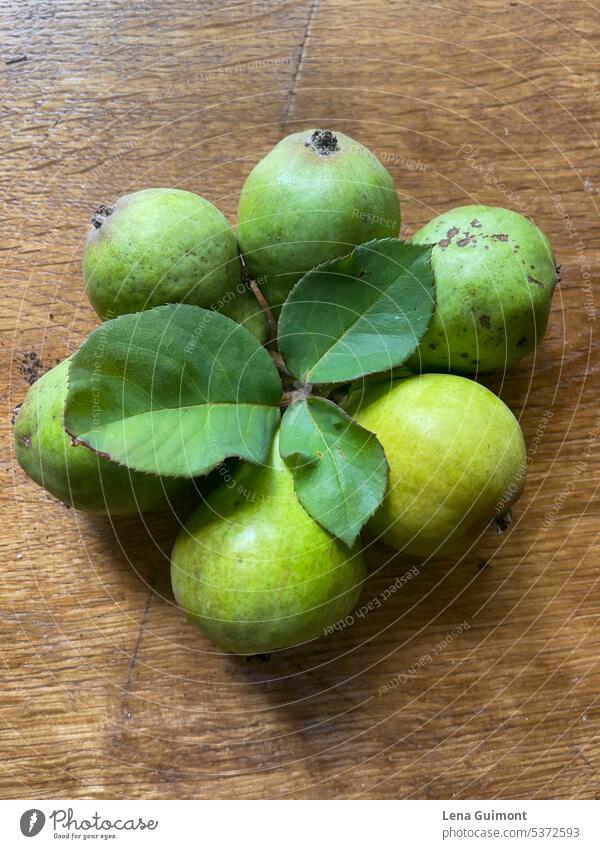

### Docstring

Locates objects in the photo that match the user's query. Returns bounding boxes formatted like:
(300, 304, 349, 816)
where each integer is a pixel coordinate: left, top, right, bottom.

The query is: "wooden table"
(2, 0, 598, 800)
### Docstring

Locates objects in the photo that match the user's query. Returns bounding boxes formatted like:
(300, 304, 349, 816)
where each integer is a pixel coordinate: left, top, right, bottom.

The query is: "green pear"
(237, 129, 401, 312)
(349, 374, 526, 557)
(83, 187, 268, 343)
(171, 433, 366, 654)
(409, 205, 558, 373)
(14, 358, 191, 514)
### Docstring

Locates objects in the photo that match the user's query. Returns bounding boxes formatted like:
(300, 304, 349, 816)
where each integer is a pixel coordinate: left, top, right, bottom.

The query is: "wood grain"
(1, 0, 598, 799)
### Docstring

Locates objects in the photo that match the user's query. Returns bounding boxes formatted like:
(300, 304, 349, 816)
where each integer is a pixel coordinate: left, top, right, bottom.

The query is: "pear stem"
(270, 349, 291, 377)
(280, 385, 313, 408)
(248, 278, 278, 345)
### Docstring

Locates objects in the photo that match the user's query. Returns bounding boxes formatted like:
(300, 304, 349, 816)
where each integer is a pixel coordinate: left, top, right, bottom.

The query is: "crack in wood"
(280, 0, 318, 131)
(122, 577, 156, 700)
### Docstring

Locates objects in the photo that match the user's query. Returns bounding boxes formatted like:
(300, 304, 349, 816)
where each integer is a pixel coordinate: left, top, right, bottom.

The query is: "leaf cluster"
(65, 239, 434, 545)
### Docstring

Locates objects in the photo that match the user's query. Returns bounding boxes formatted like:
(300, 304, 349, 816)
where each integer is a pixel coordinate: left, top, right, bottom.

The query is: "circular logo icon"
(19, 810, 45, 837)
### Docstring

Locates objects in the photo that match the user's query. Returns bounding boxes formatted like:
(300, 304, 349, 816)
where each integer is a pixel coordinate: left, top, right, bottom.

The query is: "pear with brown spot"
(410, 205, 558, 373)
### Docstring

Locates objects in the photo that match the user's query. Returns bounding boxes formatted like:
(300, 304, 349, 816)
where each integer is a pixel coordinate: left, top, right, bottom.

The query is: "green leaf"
(279, 396, 388, 547)
(278, 239, 434, 384)
(65, 304, 282, 477)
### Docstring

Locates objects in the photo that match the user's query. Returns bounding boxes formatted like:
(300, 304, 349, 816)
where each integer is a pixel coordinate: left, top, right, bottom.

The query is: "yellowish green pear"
(349, 374, 526, 557)
(171, 433, 366, 654)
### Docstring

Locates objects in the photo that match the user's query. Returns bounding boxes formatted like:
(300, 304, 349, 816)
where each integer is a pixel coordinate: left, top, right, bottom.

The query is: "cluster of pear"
(14, 128, 558, 655)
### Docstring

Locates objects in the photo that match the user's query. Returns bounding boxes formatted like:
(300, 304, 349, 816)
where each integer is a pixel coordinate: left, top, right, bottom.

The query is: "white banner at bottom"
(0, 799, 597, 848)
